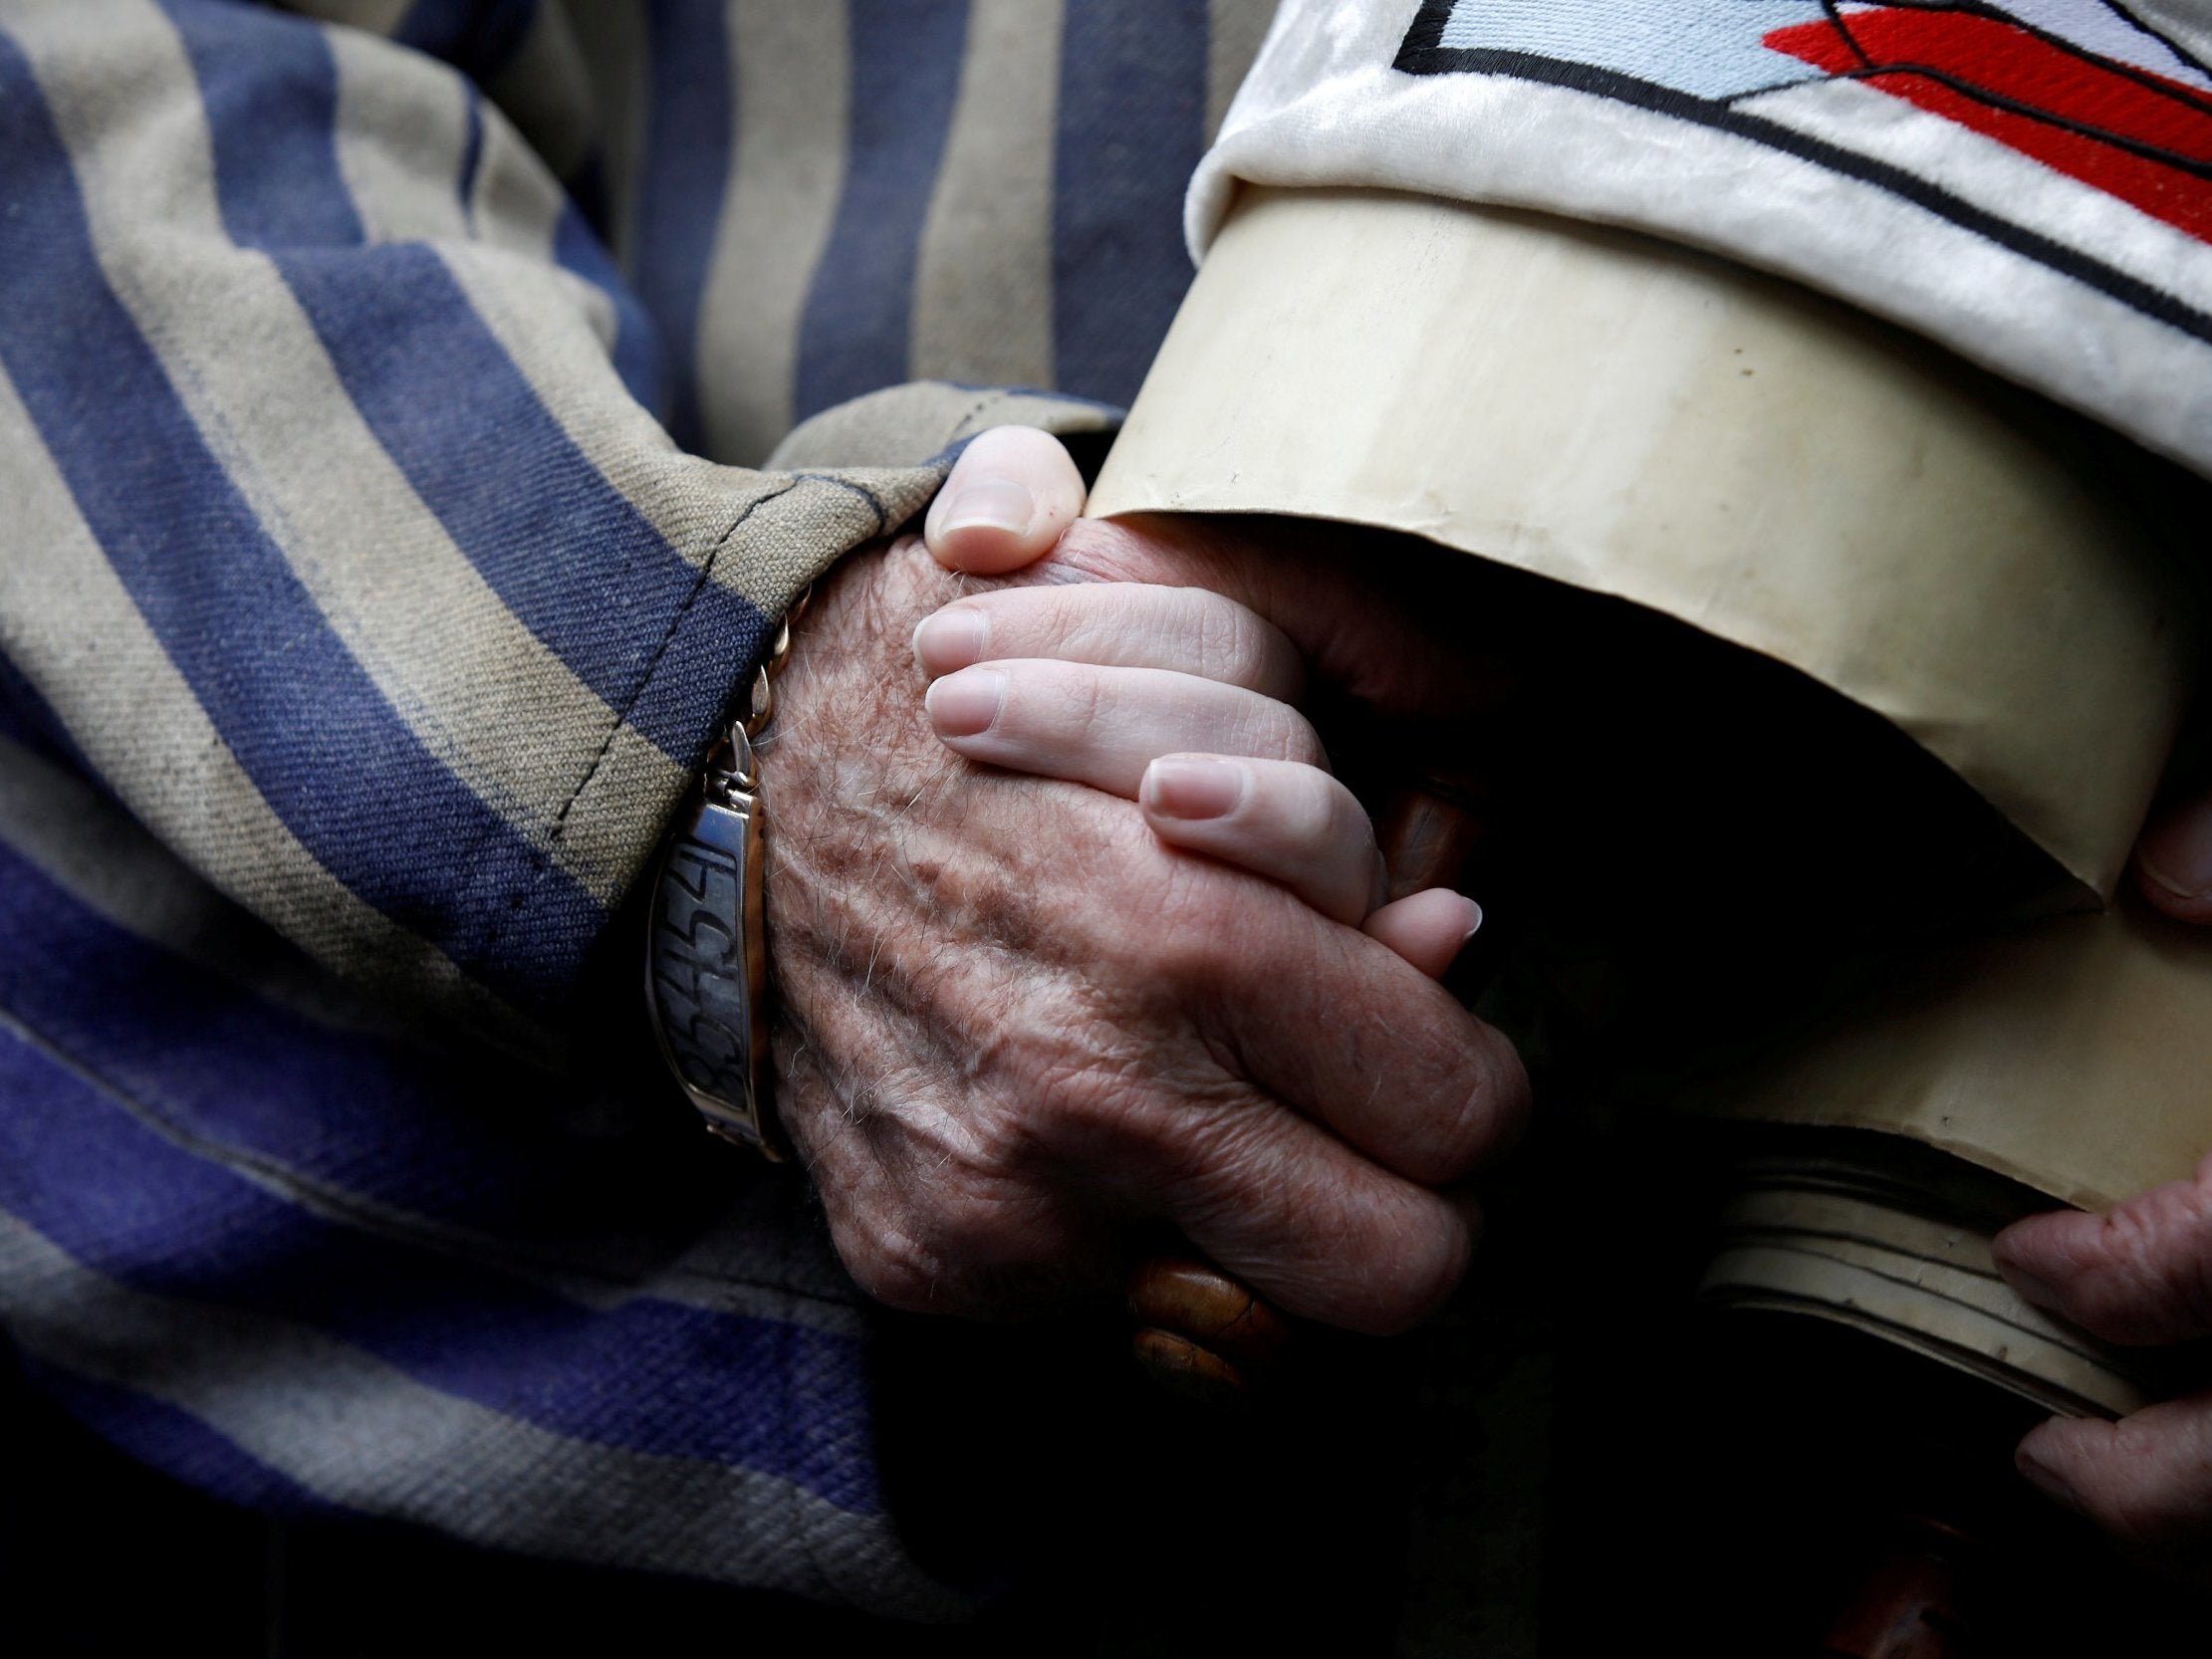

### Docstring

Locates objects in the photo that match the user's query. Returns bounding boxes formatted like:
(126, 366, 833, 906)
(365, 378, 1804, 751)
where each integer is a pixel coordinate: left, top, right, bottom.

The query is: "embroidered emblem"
(1396, 1, 2212, 328)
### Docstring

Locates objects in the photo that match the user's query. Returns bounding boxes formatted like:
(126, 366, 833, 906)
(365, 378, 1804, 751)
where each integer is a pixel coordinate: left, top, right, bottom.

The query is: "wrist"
(642, 591, 812, 1160)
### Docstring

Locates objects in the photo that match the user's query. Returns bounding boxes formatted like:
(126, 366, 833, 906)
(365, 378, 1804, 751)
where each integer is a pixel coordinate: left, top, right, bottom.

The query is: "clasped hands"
(763, 422, 2212, 1588)
(764, 427, 1526, 1336)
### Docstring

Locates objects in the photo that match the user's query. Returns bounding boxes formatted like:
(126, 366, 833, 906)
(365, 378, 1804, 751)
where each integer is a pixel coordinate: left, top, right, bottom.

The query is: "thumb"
(2136, 783, 2212, 924)
(923, 425, 1087, 575)
(1993, 1155, 2212, 1345)
(2018, 1396, 2212, 1585)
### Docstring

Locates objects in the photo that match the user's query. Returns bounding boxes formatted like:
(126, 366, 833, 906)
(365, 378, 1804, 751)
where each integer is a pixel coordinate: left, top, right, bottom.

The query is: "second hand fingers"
(926, 660, 1327, 797)
(914, 584, 1305, 703)
(1140, 754, 1386, 928)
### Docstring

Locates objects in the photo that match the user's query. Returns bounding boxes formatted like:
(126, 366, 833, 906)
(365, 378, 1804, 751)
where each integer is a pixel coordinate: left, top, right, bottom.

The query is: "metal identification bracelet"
(644, 596, 808, 1159)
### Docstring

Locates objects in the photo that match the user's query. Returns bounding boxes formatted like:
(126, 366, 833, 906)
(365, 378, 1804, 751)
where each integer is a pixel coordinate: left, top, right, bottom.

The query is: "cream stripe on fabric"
(329, 23, 472, 244)
(0, 366, 522, 1044)
(434, 241, 796, 565)
(557, 0, 648, 272)
(19, 5, 667, 906)
(334, 30, 710, 557)
(696, 0, 850, 465)
(910, 0, 1061, 390)
(335, 26, 571, 277)
(766, 380, 1119, 471)
(1206, 0, 1277, 141)
(0, 1209, 963, 1618)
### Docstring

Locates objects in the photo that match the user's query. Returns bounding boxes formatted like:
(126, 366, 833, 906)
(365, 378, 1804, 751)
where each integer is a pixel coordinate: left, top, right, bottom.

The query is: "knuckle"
(1298, 770, 1363, 850)
(2092, 1423, 2198, 1549)
(1149, 878, 1259, 992)
(1412, 1027, 1530, 1184)
(1007, 659, 1106, 750)
(1456, 1036, 1532, 1168)
(838, 1217, 947, 1313)
(1355, 1209, 1472, 1335)
(922, 1177, 1027, 1267)
(1249, 703, 1328, 769)
(2084, 1183, 2212, 1339)
(1190, 591, 1276, 691)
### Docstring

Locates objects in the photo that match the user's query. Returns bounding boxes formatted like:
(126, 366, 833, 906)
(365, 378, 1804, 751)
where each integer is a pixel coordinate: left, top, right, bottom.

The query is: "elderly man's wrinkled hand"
(1988, 786, 2212, 1587)
(1994, 1162, 2212, 1591)
(761, 508, 1526, 1335)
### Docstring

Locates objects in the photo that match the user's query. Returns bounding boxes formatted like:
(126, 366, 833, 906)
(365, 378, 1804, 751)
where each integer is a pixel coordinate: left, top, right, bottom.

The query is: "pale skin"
(762, 426, 1528, 1335)
(904, 427, 2212, 1588)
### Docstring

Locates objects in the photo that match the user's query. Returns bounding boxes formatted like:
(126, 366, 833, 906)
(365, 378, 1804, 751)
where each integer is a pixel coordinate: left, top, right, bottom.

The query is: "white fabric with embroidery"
(1196, 0, 2212, 476)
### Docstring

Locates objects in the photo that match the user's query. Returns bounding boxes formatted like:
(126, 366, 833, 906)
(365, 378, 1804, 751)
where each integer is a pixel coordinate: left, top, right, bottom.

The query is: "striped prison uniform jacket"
(0, 0, 1278, 1616)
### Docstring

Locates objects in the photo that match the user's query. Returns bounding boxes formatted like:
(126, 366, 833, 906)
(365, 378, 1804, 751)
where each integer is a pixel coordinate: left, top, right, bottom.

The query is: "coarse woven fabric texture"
(0, 0, 1263, 1610)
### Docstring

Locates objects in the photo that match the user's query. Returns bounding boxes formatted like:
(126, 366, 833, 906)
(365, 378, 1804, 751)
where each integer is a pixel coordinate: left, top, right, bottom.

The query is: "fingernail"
(1144, 758, 1245, 820)
(1457, 897, 1485, 945)
(925, 668, 1005, 738)
(934, 474, 1035, 538)
(2138, 801, 2212, 899)
(912, 606, 988, 673)
(2017, 1441, 2086, 1512)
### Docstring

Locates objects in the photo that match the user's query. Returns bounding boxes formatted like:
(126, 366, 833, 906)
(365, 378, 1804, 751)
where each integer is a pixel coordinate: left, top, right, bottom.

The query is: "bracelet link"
(645, 588, 812, 1160)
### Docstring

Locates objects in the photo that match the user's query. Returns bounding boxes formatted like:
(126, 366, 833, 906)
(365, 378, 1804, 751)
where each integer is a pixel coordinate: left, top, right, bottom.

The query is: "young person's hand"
(911, 577, 1483, 979)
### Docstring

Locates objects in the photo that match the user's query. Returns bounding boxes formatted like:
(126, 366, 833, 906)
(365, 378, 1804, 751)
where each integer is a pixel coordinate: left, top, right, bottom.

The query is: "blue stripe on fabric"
(0, 33, 602, 1012)
(16, 1358, 338, 1521)
(632, 0, 735, 450)
(277, 244, 754, 761)
(793, 0, 969, 425)
(0, 1015, 884, 1514)
(394, 0, 537, 87)
(155, 0, 364, 248)
(1052, 0, 1207, 406)
(164, 4, 755, 768)
(0, 835, 719, 1244)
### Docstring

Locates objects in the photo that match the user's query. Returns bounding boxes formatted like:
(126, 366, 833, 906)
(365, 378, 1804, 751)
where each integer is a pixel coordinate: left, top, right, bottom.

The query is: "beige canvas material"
(766, 381, 1119, 473)
(1089, 185, 2196, 900)
(1687, 901, 2212, 1216)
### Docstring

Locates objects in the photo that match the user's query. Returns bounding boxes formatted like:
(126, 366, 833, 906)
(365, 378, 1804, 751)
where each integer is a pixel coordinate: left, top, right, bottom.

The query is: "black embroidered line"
(1389, 44, 2212, 349)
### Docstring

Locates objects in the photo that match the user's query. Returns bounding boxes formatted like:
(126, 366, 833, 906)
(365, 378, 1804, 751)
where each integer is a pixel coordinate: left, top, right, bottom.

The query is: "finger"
(2017, 1396, 2212, 1582)
(1044, 516, 1512, 727)
(1138, 1093, 1479, 1336)
(1374, 777, 1491, 899)
(1993, 1155, 2212, 1344)
(1162, 874, 1529, 1187)
(2135, 784, 2212, 924)
(923, 426, 1087, 576)
(912, 583, 1304, 703)
(1362, 888, 1485, 980)
(1140, 755, 1384, 926)
(925, 661, 1327, 797)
